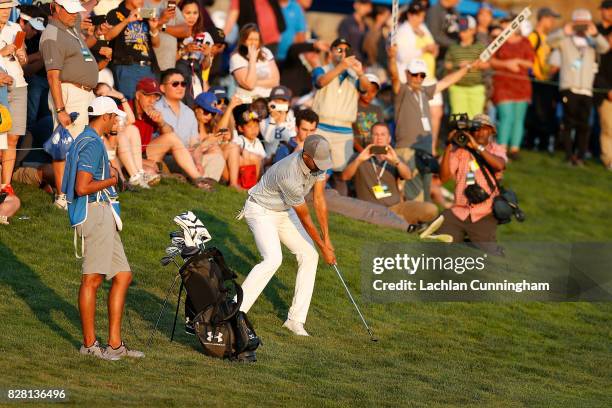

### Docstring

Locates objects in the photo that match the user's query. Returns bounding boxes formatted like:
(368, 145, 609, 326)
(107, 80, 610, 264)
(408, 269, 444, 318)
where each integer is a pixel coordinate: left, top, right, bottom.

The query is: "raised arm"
(387, 44, 401, 95)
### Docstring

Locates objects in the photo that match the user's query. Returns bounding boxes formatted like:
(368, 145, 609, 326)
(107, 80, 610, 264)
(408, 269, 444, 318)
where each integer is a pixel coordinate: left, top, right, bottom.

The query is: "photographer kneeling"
(438, 114, 507, 249)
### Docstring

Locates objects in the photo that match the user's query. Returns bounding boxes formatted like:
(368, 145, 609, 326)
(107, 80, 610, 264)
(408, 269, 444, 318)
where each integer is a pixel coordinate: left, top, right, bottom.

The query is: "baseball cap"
(572, 8, 592, 22)
(209, 27, 226, 45)
(194, 32, 214, 46)
(210, 86, 228, 101)
(19, 13, 45, 31)
(303, 135, 333, 171)
(406, 59, 428, 75)
(88, 96, 127, 118)
(136, 77, 161, 95)
(194, 92, 222, 115)
(408, 2, 426, 14)
(0, 0, 18, 8)
(364, 73, 381, 88)
(458, 15, 476, 31)
(331, 37, 351, 49)
(269, 85, 292, 101)
(53, 0, 86, 13)
(472, 113, 496, 133)
(537, 7, 561, 20)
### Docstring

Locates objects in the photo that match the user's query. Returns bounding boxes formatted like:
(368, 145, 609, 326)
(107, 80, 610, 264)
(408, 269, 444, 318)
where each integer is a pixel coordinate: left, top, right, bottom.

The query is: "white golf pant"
(240, 199, 319, 324)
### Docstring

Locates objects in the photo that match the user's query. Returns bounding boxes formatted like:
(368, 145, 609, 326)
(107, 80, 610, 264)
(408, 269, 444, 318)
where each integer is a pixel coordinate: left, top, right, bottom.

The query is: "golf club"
(332, 264, 378, 342)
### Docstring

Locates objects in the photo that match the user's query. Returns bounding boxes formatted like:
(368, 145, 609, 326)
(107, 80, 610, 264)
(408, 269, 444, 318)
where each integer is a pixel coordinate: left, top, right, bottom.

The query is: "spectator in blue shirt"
(277, 0, 307, 62)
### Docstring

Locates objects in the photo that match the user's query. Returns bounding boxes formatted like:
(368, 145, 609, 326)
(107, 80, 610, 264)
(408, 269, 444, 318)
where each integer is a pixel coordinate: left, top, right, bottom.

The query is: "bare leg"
(117, 127, 139, 177)
(0, 194, 21, 218)
(222, 143, 241, 188)
(1, 134, 19, 185)
(430, 105, 443, 154)
(107, 271, 132, 349)
(51, 160, 65, 193)
(146, 132, 201, 180)
(79, 274, 103, 347)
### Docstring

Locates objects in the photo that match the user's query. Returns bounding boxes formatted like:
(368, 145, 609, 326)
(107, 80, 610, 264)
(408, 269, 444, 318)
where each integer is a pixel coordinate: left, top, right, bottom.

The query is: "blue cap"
(209, 86, 228, 101)
(194, 92, 222, 114)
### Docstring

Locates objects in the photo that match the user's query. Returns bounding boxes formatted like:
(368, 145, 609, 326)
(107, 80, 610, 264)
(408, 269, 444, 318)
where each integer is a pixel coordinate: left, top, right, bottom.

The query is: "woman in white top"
(0, 0, 27, 190)
(229, 23, 279, 98)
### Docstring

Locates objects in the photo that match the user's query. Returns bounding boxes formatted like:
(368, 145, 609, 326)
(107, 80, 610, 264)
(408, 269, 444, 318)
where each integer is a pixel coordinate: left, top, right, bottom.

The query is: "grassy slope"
(0, 151, 611, 407)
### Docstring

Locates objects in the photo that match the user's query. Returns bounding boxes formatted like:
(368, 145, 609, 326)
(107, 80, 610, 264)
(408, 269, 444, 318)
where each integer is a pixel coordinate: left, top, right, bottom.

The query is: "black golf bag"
(179, 247, 260, 362)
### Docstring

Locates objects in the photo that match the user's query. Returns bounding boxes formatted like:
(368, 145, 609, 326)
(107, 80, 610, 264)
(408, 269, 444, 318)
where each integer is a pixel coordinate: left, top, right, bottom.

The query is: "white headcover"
(173, 211, 212, 248)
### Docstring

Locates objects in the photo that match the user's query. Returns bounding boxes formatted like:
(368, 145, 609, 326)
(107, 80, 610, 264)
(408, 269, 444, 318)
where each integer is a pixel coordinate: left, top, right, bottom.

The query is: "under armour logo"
(206, 331, 224, 343)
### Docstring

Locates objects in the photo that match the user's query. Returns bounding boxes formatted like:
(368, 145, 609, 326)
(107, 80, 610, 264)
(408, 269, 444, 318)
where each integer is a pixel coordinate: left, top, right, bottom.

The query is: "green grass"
(1, 151, 611, 407)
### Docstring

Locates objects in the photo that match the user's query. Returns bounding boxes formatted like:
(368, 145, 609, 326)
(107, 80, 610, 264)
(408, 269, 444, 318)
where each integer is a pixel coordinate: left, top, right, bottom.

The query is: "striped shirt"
(248, 151, 326, 211)
(445, 43, 486, 87)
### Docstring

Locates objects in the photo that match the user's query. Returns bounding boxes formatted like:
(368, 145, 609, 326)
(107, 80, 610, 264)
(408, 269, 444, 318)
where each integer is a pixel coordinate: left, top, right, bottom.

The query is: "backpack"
(179, 247, 260, 362)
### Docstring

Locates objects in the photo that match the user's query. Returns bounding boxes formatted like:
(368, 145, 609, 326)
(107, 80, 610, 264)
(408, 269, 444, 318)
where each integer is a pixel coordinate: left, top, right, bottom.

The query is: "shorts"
(8, 86, 27, 136)
(76, 202, 130, 279)
(316, 128, 354, 171)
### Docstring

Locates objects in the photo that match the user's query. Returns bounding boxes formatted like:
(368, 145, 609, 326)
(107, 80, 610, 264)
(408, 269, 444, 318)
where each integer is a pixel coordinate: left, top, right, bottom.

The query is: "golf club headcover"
(173, 211, 212, 248)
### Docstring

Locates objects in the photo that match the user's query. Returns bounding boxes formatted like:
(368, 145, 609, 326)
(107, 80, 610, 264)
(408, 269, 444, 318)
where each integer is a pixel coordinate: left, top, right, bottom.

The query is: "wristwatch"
(56, 107, 66, 114)
(477, 145, 485, 153)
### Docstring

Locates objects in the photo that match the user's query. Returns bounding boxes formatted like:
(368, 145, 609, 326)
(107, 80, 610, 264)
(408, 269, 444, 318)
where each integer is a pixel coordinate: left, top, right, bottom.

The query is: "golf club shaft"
(146, 273, 181, 348)
(333, 264, 375, 338)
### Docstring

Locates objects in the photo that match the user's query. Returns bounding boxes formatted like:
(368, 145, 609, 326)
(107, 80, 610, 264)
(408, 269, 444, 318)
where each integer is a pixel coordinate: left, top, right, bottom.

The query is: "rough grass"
(0, 151, 611, 407)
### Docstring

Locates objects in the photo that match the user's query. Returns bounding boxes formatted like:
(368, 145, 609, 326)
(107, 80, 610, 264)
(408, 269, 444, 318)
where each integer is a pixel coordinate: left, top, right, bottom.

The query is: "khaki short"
(76, 202, 130, 280)
(316, 128, 354, 171)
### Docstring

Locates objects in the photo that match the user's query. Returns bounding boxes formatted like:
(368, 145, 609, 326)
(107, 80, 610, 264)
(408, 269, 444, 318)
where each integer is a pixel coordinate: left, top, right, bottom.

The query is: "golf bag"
(179, 247, 260, 361)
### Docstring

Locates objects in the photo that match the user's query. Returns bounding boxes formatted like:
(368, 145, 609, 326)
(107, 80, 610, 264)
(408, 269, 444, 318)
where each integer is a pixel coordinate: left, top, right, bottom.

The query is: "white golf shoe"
(282, 319, 309, 336)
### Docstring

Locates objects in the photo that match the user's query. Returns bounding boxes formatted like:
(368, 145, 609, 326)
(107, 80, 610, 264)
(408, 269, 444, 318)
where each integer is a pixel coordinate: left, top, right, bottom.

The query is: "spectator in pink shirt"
(438, 114, 507, 248)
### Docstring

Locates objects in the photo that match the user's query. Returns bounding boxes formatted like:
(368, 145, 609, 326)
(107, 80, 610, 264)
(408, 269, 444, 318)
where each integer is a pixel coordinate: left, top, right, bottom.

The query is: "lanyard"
(413, 90, 425, 118)
(66, 26, 86, 49)
(370, 158, 387, 185)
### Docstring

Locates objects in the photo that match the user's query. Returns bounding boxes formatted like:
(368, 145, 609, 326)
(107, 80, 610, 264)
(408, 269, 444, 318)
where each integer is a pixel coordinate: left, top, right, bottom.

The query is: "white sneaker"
(129, 173, 150, 189)
(54, 193, 68, 210)
(282, 319, 309, 336)
(419, 215, 445, 239)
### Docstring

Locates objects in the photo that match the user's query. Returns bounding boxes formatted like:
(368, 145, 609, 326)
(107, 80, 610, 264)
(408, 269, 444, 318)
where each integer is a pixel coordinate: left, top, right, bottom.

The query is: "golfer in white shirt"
(239, 135, 337, 336)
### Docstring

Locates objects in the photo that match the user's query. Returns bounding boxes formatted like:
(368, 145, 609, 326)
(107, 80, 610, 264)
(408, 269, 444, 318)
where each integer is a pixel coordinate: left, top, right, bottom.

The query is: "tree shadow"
(0, 243, 82, 347)
(193, 209, 290, 322)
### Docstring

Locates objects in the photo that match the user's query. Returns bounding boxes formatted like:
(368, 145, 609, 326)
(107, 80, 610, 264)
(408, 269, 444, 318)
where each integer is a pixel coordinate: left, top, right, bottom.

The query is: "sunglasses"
(166, 81, 187, 88)
(217, 99, 228, 105)
(410, 73, 426, 79)
(336, 47, 350, 54)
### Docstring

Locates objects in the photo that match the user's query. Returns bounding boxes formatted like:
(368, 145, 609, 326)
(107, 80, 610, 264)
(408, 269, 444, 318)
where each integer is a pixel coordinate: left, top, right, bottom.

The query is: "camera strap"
(467, 147, 501, 194)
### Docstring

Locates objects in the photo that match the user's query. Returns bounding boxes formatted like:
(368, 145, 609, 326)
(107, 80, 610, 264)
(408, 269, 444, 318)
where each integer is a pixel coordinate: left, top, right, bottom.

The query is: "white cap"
(20, 14, 45, 31)
(54, 0, 86, 14)
(572, 8, 592, 22)
(364, 73, 381, 88)
(406, 59, 428, 75)
(0, 0, 19, 9)
(88, 97, 127, 118)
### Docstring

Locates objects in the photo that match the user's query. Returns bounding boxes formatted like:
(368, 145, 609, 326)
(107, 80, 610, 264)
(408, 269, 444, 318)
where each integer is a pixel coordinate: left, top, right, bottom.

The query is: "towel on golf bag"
(179, 247, 260, 361)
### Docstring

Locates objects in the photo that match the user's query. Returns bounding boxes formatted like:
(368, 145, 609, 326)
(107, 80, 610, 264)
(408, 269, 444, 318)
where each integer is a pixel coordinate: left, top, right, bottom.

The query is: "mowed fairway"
(1, 151, 611, 407)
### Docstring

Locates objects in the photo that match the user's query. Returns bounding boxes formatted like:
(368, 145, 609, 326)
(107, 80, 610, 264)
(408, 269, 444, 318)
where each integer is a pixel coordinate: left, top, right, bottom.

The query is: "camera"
(449, 113, 481, 148)
(268, 102, 289, 112)
(139, 7, 158, 19)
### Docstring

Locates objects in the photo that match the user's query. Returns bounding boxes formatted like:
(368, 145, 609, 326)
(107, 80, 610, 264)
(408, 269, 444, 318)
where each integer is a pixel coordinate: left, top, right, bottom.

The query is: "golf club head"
(169, 230, 183, 239)
(165, 246, 181, 258)
(171, 237, 186, 248)
(160, 255, 173, 266)
(181, 246, 200, 259)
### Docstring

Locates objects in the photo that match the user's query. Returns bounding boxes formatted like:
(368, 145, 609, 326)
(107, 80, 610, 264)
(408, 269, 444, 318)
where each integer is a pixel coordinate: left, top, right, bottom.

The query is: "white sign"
(479, 7, 532, 62)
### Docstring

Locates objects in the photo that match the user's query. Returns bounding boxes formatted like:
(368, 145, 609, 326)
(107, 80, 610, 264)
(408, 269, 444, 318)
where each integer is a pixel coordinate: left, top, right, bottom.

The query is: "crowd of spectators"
(0, 0, 610, 245)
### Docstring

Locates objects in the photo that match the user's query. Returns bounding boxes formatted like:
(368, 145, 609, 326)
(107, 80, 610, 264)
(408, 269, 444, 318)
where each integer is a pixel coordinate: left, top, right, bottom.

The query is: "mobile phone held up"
(370, 145, 388, 155)
(139, 7, 158, 19)
(168, 0, 176, 10)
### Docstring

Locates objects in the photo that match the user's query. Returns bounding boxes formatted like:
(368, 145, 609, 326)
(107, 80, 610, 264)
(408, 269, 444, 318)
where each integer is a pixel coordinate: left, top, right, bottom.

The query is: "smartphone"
(139, 8, 158, 19)
(370, 145, 388, 155)
(218, 128, 229, 133)
(344, 47, 354, 58)
(167, 0, 176, 10)
(269, 102, 289, 112)
(13, 31, 26, 49)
